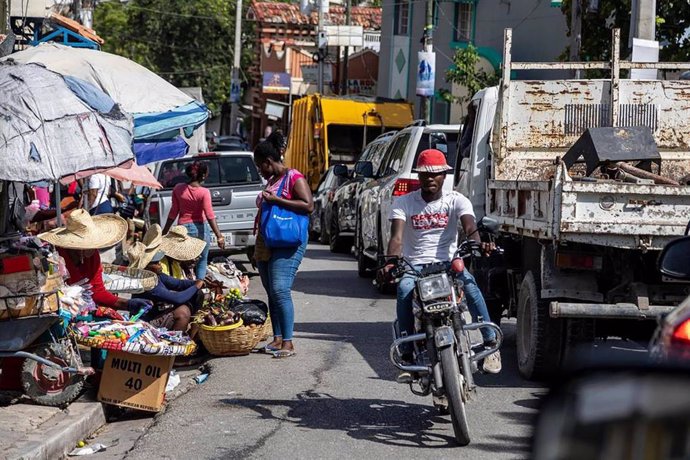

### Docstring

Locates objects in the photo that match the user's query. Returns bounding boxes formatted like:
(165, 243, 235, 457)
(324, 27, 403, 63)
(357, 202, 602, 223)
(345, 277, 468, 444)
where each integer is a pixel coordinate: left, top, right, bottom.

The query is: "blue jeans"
(90, 200, 113, 215)
(397, 264, 497, 349)
(182, 222, 211, 279)
(257, 242, 307, 341)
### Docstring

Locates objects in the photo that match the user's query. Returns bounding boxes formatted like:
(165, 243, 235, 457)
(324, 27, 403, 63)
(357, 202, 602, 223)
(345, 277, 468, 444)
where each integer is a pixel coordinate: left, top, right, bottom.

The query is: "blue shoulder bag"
(260, 172, 309, 248)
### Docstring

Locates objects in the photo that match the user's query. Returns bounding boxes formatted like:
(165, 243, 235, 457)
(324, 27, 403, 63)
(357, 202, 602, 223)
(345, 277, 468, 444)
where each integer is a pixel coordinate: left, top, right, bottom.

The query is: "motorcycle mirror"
(533, 363, 690, 460)
(658, 235, 690, 281)
(477, 216, 500, 235)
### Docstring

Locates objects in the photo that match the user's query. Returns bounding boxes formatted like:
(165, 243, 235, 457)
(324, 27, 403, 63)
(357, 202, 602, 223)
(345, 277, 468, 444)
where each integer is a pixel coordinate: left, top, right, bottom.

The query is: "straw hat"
(160, 225, 207, 261)
(127, 243, 165, 269)
(38, 209, 127, 250)
(127, 224, 163, 269)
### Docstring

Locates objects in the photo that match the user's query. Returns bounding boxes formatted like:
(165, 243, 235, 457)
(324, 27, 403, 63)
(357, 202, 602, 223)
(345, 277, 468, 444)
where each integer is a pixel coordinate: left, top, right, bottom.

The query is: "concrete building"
(377, 0, 569, 123)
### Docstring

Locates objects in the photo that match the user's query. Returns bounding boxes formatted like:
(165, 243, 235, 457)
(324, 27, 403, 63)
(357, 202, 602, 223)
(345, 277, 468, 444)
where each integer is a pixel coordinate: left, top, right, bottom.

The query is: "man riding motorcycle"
(380, 149, 502, 377)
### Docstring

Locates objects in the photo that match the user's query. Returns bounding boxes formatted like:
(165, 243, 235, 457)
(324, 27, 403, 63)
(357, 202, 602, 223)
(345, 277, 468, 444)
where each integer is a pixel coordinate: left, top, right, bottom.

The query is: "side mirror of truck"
(477, 216, 500, 235)
(333, 164, 349, 178)
(354, 161, 374, 178)
(658, 235, 690, 281)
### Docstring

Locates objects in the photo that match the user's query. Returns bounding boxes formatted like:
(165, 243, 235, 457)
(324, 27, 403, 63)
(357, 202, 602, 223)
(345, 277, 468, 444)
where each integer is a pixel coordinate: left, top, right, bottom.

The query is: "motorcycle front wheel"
(440, 345, 471, 446)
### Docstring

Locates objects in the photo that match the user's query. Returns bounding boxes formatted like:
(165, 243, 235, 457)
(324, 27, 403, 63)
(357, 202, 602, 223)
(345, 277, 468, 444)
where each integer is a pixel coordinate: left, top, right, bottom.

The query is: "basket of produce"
(102, 264, 158, 294)
(195, 305, 264, 356)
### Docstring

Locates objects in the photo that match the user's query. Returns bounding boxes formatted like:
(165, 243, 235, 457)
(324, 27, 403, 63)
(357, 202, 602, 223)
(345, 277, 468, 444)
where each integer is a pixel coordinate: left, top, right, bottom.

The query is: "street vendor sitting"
(158, 225, 208, 281)
(127, 231, 205, 332)
(37, 209, 151, 316)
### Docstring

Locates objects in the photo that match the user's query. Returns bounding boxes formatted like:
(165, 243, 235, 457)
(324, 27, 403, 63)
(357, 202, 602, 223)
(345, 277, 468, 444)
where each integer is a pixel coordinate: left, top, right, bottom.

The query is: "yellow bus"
(284, 95, 414, 190)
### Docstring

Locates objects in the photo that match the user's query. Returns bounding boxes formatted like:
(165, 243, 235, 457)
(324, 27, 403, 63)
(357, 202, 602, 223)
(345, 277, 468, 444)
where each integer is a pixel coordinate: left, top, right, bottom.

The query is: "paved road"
(126, 245, 542, 459)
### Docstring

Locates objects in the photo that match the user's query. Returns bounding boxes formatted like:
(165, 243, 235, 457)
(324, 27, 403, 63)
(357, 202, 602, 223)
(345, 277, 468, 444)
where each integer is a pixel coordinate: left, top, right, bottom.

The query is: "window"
(412, 131, 459, 170)
(454, 1, 473, 42)
(219, 156, 261, 184)
(378, 134, 410, 177)
(394, 1, 410, 36)
(159, 158, 221, 189)
(454, 100, 480, 186)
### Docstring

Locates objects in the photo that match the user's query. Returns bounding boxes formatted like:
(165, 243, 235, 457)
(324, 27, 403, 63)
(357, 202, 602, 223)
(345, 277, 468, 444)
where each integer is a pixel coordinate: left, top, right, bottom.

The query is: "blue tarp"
(63, 75, 116, 113)
(133, 100, 208, 140)
(134, 136, 189, 165)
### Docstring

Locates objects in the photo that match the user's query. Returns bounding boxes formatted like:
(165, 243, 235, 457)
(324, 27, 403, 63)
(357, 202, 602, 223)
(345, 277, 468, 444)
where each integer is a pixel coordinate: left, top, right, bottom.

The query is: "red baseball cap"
(412, 149, 452, 174)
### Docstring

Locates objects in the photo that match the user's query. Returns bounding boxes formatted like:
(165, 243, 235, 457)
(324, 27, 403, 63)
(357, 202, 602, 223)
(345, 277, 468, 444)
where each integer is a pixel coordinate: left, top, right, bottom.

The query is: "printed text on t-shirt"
(411, 212, 449, 230)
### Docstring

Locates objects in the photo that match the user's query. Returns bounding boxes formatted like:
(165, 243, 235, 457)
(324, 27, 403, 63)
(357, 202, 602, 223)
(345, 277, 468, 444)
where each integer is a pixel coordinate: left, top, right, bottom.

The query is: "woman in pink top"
(163, 161, 225, 279)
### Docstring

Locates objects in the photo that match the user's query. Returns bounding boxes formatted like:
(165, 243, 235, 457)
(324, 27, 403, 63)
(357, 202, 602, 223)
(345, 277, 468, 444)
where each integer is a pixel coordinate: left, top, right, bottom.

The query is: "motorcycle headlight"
(417, 273, 452, 301)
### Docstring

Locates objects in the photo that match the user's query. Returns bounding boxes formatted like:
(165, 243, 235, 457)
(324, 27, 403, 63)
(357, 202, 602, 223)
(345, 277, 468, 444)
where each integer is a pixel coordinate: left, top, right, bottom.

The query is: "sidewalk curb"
(6, 400, 106, 460)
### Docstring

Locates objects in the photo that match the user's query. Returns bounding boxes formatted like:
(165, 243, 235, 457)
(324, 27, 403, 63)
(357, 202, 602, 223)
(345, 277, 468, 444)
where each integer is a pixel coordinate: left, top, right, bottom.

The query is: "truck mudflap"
(550, 301, 675, 320)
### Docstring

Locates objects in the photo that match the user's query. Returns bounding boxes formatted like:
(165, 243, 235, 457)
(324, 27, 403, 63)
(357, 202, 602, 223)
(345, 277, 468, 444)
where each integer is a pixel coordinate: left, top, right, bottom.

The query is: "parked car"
(355, 122, 460, 282)
(329, 131, 397, 254)
(309, 165, 350, 244)
(147, 151, 263, 258)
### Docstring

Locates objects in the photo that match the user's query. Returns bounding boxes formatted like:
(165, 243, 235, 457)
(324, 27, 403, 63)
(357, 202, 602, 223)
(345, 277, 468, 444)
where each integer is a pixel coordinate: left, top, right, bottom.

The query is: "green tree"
(94, 0, 254, 115)
(561, 0, 690, 62)
(441, 44, 500, 106)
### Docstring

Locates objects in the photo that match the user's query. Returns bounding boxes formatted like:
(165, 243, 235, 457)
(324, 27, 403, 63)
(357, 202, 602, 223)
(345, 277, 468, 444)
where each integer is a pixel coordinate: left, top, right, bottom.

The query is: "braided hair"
(254, 131, 286, 163)
(185, 160, 209, 182)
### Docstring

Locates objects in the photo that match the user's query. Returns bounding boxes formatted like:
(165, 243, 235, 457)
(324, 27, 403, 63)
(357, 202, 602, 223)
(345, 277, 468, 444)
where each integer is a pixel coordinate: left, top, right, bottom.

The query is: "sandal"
(272, 349, 296, 359)
(256, 344, 280, 354)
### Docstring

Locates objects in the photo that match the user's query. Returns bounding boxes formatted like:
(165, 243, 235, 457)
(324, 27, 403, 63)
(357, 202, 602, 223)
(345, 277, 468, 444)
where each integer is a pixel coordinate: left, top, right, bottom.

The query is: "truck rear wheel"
(516, 271, 563, 380)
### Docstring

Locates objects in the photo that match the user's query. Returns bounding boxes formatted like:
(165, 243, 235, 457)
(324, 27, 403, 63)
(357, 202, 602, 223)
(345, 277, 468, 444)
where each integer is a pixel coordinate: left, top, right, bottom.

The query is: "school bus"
(284, 95, 414, 190)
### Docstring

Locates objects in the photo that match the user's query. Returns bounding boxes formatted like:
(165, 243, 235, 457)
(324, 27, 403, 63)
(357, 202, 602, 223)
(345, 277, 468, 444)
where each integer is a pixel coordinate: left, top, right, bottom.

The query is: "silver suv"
(355, 122, 460, 280)
(148, 151, 263, 257)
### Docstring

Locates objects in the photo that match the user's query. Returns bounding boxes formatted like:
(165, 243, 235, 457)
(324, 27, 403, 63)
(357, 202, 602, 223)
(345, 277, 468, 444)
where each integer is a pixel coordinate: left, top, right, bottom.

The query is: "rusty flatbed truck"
(455, 29, 690, 380)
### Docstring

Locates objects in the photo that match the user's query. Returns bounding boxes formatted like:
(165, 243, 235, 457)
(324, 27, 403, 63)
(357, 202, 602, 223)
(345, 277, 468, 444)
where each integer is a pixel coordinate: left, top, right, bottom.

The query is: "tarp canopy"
(0, 62, 134, 182)
(2, 43, 209, 143)
(134, 137, 190, 166)
(104, 164, 161, 189)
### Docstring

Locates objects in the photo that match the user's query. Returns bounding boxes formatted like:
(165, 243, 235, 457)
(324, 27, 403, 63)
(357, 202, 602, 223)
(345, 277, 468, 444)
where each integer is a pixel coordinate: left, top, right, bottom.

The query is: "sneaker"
(483, 351, 502, 374)
(396, 372, 413, 384)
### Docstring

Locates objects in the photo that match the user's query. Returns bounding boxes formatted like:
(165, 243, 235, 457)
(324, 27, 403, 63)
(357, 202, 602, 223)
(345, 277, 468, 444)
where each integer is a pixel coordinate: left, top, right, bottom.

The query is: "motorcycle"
(385, 219, 503, 446)
(0, 291, 92, 407)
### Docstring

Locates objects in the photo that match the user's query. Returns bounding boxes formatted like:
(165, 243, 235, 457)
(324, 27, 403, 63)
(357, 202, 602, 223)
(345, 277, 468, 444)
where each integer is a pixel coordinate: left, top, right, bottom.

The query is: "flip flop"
(272, 349, 296, 359)
(256, 345, 280, 354)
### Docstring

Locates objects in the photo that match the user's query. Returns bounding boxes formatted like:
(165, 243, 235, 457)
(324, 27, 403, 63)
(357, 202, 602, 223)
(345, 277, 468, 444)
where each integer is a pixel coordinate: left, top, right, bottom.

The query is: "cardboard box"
(98, 351, 174, 412)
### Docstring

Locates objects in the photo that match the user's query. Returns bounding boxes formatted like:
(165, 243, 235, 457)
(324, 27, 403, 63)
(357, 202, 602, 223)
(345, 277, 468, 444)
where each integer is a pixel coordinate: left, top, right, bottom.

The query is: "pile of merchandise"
(73, 320, 197, 356)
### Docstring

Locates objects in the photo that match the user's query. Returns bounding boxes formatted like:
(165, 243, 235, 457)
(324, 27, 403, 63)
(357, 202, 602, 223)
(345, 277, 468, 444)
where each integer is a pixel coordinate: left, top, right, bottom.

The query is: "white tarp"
(0, 63, 134, 182)
(2, 43, 193, 114)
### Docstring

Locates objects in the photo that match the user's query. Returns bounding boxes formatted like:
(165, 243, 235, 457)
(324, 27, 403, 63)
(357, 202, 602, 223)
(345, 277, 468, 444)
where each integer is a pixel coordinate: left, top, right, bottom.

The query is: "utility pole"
(317, 0, 326, 94)
(630, 0, 656, 42)
(342, 0, 351, 95)
(569, 0, 582, 78)
(422, 0, 433, 123)
(229, 0, 243, 136)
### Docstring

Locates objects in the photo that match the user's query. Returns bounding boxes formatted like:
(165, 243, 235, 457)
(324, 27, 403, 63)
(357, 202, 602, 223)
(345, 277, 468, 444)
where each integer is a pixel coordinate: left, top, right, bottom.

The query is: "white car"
(355, 122, 461, 281)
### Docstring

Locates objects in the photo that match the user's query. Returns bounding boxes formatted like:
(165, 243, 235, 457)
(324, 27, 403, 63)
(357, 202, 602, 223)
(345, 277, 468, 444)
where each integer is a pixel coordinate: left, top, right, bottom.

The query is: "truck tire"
(516, 271, 563, 380)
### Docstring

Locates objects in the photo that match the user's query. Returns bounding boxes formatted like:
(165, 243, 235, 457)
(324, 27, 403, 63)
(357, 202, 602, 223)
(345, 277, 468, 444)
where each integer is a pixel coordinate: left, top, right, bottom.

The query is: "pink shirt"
(169, 183, 216, 224)
(256, 169, 305, 208)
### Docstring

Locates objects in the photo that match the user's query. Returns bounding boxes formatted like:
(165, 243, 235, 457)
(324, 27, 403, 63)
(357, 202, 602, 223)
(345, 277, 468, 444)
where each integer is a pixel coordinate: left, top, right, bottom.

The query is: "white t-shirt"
(390, 190, 475, 265)
(88, 174, 111, 210)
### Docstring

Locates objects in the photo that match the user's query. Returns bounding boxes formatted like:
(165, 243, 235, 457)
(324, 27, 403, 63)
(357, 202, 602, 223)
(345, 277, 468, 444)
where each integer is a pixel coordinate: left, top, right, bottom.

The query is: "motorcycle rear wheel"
(440, 345, 471, 446)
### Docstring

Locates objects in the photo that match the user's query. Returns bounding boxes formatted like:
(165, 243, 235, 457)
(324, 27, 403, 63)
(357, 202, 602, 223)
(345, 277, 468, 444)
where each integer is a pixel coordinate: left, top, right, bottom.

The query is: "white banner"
(416, 51, 436, 97)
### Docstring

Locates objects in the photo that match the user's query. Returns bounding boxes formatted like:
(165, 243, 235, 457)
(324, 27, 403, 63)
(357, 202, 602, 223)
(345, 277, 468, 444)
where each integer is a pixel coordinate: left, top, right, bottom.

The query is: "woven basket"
(260, 316, 272, 342)
(102, 264, 158, 294)
(198, 319, 263, 356)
